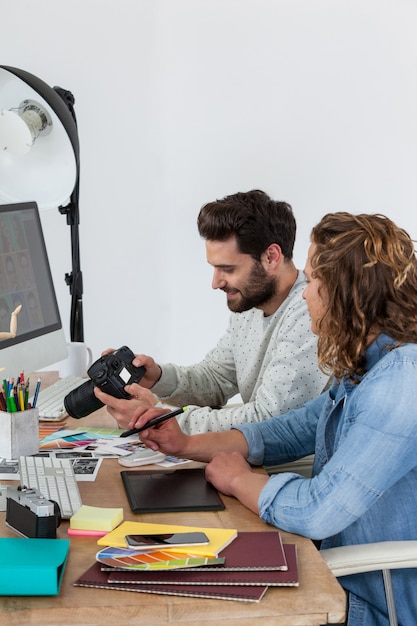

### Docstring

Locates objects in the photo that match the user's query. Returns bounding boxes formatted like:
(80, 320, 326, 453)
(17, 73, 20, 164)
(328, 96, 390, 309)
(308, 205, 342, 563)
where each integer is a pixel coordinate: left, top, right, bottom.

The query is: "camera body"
(64, 345, 145, 419)
(6, 486, 61, 538)
(88, 345, 145, 398)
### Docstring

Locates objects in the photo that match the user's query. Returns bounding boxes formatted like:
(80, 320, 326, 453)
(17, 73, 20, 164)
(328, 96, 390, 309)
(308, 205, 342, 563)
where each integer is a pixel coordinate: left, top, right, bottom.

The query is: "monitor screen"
(0, 201, 67, 379)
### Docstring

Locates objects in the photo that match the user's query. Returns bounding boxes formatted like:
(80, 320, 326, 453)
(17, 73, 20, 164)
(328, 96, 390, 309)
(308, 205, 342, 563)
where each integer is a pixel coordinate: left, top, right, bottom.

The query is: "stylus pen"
(120, 406, 187, 438)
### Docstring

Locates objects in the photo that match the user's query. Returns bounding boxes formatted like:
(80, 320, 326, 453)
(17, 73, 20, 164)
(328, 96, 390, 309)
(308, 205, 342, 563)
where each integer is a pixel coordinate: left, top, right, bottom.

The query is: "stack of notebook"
(74, 522, 299, 603)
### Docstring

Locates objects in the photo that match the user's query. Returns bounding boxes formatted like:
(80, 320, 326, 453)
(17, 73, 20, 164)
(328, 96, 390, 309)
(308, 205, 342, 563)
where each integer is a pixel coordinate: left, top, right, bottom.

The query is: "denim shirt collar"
(364, 333, 397, 372)
(329, 333, 397, 398)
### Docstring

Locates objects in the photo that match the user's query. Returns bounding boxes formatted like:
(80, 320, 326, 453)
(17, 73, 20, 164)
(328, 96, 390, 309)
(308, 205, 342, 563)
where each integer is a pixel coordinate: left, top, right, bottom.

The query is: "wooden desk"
(0, 373, 346, 625)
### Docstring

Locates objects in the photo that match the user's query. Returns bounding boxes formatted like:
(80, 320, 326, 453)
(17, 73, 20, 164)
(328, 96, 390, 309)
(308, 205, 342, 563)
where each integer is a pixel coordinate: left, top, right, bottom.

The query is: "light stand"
(0, 66, 83, 342)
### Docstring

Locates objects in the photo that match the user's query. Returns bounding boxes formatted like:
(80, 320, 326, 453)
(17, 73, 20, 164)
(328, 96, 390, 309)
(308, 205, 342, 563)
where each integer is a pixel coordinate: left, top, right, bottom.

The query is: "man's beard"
(225, 260, 277, 313)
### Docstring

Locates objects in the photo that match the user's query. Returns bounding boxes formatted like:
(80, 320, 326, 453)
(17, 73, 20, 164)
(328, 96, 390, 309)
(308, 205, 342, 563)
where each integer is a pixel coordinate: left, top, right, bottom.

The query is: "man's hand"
(94, 385, 156, 429)
(132, 354, 162, 388)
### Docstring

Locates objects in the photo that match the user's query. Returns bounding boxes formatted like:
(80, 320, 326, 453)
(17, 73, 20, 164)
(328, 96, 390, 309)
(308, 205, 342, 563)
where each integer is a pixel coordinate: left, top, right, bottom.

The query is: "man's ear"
(261, 243, 282, 271)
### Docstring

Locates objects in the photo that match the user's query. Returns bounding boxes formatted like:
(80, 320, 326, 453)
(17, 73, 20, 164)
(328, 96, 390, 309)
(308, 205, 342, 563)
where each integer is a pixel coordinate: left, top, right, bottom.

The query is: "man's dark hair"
(197, 190, 296, 261)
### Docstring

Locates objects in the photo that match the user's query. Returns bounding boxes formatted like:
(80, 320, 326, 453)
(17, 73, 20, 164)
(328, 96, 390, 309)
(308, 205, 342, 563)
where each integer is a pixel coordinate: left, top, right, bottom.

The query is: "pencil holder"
(0, 408, 39, 459)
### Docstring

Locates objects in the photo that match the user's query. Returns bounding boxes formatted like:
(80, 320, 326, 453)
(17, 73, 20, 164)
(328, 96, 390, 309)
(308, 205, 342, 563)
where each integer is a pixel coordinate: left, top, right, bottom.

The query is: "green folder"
(0, 538, 70, 595)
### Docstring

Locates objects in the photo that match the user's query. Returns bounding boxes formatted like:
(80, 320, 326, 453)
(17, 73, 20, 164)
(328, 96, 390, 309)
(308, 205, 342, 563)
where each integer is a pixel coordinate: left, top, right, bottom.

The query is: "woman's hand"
(205, 451, 253, 496)
(205, 451, 269, 514)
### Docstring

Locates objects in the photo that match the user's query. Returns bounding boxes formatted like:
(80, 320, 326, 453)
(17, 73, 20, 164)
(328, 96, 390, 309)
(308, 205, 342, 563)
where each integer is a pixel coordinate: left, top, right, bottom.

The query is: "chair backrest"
(321, 541, 417, 626)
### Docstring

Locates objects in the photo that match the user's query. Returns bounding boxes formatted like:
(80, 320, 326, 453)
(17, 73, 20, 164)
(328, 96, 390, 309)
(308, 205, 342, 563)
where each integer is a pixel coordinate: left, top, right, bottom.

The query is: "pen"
(120, 406, 188, 438)
(24, 379, 30, 410)
(32, 378, 41, 408)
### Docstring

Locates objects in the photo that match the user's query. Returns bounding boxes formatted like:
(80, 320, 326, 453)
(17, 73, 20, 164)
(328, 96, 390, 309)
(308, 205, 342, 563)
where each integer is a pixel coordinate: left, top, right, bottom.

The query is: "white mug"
(59, 342, 93, 378)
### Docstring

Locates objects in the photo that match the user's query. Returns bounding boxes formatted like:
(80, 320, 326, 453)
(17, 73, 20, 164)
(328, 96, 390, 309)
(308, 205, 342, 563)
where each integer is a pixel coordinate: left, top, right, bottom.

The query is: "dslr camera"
(64, 345, 145, 419)
(6, 485, 61, 539)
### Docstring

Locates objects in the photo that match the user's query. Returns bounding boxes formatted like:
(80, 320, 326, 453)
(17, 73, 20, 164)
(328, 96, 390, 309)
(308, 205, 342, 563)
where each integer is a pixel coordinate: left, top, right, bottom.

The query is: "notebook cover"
(196, 531, 288, 571)
(106, 544, 298, 587)
(121, 468, 225, 513)
(74, 561, 267, 602)
(0, 538, 70, 596)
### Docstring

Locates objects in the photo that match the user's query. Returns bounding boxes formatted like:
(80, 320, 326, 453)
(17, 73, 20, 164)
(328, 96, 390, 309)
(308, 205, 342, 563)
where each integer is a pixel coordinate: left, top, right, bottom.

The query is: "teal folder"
(0, 538, 70, 595)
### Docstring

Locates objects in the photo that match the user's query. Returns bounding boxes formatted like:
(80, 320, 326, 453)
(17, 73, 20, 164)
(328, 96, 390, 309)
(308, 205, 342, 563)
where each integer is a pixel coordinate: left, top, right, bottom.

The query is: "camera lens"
(64, 379, 104, 419)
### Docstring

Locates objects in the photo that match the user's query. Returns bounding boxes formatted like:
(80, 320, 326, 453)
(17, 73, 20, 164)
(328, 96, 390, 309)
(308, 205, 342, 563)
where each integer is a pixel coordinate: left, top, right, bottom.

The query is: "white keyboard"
(33, 375, 87, 421)
(19, 455, 82, 519)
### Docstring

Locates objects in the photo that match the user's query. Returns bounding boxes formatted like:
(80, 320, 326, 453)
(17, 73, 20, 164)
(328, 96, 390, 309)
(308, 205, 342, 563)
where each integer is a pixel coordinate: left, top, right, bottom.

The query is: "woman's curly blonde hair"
(311, 212, 417, 381)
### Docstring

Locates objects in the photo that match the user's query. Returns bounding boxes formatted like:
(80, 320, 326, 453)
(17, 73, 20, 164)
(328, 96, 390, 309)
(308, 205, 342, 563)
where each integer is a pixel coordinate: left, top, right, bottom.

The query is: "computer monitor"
(0, 201, 67, 380)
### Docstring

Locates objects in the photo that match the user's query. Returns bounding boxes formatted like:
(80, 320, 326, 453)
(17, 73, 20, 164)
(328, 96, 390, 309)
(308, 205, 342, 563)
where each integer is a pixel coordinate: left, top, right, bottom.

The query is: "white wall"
(2, 0, 417, 366)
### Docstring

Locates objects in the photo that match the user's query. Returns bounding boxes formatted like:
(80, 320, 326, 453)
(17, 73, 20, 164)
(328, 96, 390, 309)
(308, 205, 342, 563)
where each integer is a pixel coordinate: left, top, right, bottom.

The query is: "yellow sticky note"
(70, 505, 123, 532)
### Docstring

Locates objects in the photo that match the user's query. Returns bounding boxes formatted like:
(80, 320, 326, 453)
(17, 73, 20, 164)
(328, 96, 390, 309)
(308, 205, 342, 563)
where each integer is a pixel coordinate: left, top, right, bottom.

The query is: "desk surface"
(0, 372, 346, 626)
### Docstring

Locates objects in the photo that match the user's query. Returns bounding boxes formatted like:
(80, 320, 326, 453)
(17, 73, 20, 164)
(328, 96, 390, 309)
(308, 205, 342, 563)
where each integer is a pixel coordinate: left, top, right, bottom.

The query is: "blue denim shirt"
(235, 334, 417, 626)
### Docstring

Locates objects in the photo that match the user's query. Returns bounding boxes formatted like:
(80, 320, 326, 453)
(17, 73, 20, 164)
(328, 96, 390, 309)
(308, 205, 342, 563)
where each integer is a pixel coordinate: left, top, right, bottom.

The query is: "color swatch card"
(96, 546, 225, 571)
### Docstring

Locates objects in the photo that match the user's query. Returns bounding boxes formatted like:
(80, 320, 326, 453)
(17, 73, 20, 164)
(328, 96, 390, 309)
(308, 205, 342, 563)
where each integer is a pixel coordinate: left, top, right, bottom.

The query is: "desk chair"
(321, 540, 417, 626)
(264, 454, 314, 477)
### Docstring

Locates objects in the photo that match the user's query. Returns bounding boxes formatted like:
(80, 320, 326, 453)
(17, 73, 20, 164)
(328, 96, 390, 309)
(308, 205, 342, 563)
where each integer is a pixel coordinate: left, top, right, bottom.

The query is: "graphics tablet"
(121, 468, 225, 513)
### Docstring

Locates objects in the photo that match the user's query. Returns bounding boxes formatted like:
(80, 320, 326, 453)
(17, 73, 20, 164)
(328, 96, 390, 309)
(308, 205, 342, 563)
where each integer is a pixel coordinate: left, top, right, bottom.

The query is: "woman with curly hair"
(100, 212, 417, 626)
